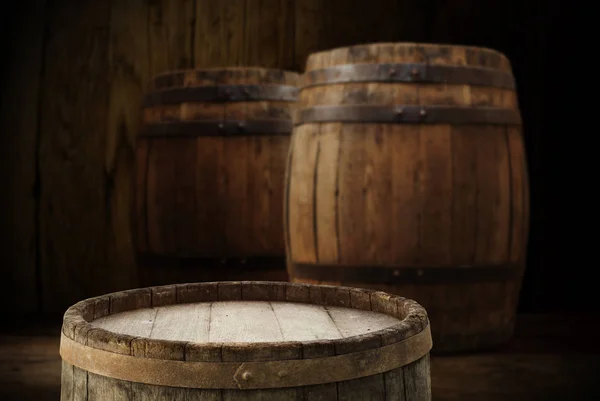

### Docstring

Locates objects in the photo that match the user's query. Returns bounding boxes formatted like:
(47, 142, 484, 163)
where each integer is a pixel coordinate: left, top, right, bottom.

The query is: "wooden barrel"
(285, 42, 530, 353)
(135, 68, 299, 284)
(60, 281, 432, 400)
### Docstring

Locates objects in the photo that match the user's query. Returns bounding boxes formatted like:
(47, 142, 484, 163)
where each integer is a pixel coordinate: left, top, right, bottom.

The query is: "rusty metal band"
(59, 324, 432, 390)
(142, 85, 298, 106)
(289, 263, 522, 284)
(295, 105, 521, 126)
(139, 120, 293, 137)
(303, 63, 516, 89)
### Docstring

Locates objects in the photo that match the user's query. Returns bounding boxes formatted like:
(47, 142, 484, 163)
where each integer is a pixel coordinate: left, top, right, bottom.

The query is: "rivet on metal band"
(142, 85, 299, 106)
(139, 120, 293, 137)
(294, 105, 522, 126)
(303, 63, 516, 89)
(288, 263, 523, 284)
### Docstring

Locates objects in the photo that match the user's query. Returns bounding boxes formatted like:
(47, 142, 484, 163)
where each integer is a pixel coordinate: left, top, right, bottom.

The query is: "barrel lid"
(91, 298, 401, 343)
(60, 281, 431, 390)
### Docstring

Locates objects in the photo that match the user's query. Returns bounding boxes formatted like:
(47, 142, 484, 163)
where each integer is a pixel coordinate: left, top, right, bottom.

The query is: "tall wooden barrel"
(136, 68, 299, 285)
(285, 43, 530, 352)
(60, 281, 432, 400)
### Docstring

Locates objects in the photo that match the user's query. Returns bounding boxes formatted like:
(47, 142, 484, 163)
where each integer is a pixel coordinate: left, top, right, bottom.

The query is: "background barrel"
(285, 42, 530, 352)
(136, 68, 298, 285)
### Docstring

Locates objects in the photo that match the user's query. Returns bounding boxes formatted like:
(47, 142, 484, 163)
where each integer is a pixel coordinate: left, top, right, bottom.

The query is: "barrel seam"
(312, 131, 321, 264)
(144, 140, 152, 254)
(505, 126, 514, 261)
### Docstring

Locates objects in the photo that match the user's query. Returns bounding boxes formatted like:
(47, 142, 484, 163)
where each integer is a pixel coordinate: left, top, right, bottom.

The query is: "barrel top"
(304, 42, 512, 73)
(92, 300, 401, 343)
(150, 67, 300, 90)
(61, 281, 429, 362)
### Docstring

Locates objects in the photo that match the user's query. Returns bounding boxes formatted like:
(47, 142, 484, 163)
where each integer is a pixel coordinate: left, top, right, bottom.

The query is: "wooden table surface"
(1, 314, 599, 401)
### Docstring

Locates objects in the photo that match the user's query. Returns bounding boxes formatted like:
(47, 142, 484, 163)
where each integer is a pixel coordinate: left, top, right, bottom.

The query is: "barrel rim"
(304, 41, 511, 71)
(61, 281, 430, 363)
(300, 62, 516, 89)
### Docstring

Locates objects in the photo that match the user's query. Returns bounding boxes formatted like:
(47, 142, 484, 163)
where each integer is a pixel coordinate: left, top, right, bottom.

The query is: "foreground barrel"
(285, 43, 530, 352)
(60, 281, 432, 400)
(136, 68, 298, 284)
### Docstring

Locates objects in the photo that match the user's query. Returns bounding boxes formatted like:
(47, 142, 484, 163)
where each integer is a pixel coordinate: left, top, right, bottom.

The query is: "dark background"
(0, 0, 581, 320)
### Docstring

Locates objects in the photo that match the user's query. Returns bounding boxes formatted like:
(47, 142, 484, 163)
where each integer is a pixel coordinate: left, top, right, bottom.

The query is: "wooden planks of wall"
(37, 0, 197, 315)
(37, 0, 113, 314)
(2, 0, 554, 316)
(0, 0, 47, 316)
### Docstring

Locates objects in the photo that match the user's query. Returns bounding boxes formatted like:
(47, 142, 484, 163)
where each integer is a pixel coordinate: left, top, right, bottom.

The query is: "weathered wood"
(27, 0, 198, 315)
(0, 0, 46, 315)
(244, 0, 295, 68)
(38, 0, 112, 313)
(104, 0, 151, 294)
(136, 67, 298, 286)
(60, 361, 73, 401)
(193, 0, 295, 69)
(286, 42, 530, 353)
(194, 0, 246, 67)
(93, 301, 400, 342)
(59, 282, 432, 400)
(294, 0, 326, 71)
(4, 0, 566, 323)
(148, 0, 194, 74)
(293, 0, 433, 72)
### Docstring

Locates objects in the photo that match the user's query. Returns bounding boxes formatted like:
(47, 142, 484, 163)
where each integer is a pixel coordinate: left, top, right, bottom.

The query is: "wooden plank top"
(60, 282, 430, 364)
(91, 301, 401, 343)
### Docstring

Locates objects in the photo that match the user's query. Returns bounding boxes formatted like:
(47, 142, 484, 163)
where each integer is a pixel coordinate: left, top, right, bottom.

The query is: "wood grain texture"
(293, 0, 433, 72)
(32, 0, 197, 314)
(194, 0, 246, 67)
(194, 0, 295, 69)
(92, 301, 400, 342)
(38, 0, 112, 313)
(148, 0, 195, 75)
(105, 0, 151, 296)
(244, 0, 295, 68)
(61, 358, 433, 401)
(0, 0, 46, 315)
(59, 282, 432, 400)
(286, 42, 529, 353)
(3, 0, 557, 321)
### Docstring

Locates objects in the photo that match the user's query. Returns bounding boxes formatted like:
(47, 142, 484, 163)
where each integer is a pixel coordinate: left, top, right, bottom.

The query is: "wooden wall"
(1, 0, 571, 317)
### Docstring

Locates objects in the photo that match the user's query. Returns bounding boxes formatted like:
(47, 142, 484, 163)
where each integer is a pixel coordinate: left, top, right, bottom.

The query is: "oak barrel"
(285, 42, 530, 352)
(60, 281, 432, 400)
(135, 68, 299, 284)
